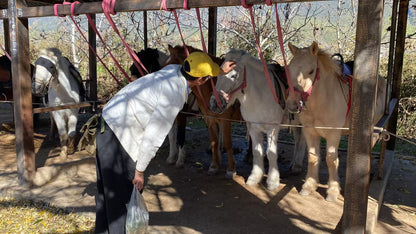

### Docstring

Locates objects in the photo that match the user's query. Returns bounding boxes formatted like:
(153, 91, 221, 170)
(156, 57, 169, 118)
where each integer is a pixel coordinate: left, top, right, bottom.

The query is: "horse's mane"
(130, 48, 164, 78)
(167, 45, 224, 66)
(226, 49, 275, 74)
(317, 49, 342, 77)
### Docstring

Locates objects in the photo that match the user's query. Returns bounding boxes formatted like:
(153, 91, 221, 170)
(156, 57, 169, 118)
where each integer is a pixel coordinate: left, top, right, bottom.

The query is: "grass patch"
(0, 197, 95, 233)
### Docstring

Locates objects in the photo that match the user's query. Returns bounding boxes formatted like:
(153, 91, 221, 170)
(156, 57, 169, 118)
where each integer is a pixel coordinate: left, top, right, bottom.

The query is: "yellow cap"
(182, 52, 220, 79)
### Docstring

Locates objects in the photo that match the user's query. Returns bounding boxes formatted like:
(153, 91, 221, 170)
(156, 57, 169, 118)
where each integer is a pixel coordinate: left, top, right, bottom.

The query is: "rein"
(228, 67, 247, 98)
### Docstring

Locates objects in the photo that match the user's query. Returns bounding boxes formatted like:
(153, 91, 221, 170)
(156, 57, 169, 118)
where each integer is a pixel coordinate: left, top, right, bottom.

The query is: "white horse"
(285, 41, 386, 201)
(32, 48, 84, 159)
(210, 49, 301, 190)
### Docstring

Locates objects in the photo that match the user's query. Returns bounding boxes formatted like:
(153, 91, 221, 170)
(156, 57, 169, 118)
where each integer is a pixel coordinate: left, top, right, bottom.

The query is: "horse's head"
(129, 48, 168, 80)
(32, 48, 60, 96)
(210, 49, 246, 114)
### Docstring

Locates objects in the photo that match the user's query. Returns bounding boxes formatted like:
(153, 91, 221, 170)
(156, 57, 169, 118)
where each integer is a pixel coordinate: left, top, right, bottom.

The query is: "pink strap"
(271, 3, 300, 110)
(86, 14, 132, 82)
(183, 0, 190, 10)
(266, 0, 272, 6)
(0, 43, 11, 60)
(195, 8, 207, 54)
(244, 3, 280, 104)
(102, 0, 149, 77)
(161, 0, 172, 11)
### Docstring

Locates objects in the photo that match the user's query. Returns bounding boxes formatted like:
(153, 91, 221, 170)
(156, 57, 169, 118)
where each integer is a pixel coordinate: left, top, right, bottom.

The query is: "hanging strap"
(0, 43, 11, 60)
(102, 0, 149, 77)
(54, 1, 123, 85)
(267, 1, 300, 110)
(241, 0, 280, 105)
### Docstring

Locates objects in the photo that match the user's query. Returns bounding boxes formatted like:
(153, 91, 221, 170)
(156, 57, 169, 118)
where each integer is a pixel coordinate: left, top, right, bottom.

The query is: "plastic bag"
(126, 186, 149, 234)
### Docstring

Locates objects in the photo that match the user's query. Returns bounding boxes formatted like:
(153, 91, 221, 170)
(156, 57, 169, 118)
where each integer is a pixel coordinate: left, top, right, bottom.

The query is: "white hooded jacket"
(102, 64, 189, 171)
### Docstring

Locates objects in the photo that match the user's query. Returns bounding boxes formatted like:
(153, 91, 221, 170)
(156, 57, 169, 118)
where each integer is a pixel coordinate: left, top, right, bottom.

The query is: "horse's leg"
(52, 111, 68, 159)
(49, 114, 56, 141)
(67, 110, 78, 155)
(166, 120, 178, 165)
(266, 127, 280, 190)
(175, 113, 187, 167)
(299, 131, 321, 196)
(290, 127, 307, 175)
(325, 132, 342, 202)
(246, 127, 264, 186)
(207, 119, 221, 175)
(221, 120, 236, 178)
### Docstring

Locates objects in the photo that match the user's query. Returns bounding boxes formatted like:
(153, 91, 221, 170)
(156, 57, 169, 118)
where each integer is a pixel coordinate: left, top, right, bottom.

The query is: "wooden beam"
(386, 0, 409, 151)
(143, 11, 148, 49)
(0, 0, 329, 18)
(33, 102, 94, 114)
(9, 0, 35, 185)
(341, 0, 385, 232)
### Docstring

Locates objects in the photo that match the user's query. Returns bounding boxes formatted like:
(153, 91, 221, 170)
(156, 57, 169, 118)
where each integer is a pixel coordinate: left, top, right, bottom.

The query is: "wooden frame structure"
(0, 0, 410, 232)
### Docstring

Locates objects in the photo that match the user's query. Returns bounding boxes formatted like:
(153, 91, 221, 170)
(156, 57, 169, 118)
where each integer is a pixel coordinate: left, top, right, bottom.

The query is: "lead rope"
(241, 0, 280, 105)
(54, 1, 123, 85)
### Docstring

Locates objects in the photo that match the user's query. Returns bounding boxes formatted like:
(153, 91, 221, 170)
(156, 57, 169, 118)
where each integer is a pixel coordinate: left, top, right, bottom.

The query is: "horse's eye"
(308, 69, 314, 75)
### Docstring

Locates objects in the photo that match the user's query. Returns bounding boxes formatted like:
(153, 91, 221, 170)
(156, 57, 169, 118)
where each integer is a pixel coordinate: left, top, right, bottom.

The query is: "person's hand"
(220, 61, 236, 75)
(132, 170, 144, 191)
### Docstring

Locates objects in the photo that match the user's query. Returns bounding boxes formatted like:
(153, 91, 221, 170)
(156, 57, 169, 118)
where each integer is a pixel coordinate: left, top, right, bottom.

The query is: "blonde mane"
(317, 49, 342, 78)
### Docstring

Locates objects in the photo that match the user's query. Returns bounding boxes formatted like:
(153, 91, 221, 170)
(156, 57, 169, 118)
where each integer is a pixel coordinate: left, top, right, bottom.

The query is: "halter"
(213, 66, 247, 107)
(292, 59, 320, 112)
(33, 56, 58, 95)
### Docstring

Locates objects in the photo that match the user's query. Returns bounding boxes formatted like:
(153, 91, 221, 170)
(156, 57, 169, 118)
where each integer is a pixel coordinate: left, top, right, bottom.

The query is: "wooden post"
(386, 0, 409, 151)
(9, 0, 35, 185)
(3, 19, 10, 53)
(143, 11, 148, 49)
(88, 14, 97, 104)
(208, 7, 217, 56)
(342, 0, 384, 232)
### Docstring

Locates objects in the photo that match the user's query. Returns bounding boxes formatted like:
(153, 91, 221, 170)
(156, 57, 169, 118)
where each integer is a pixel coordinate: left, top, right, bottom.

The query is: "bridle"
(33, 56, 58, 95)
(211, 65, 247, 108)
(290, 59, 320, 112)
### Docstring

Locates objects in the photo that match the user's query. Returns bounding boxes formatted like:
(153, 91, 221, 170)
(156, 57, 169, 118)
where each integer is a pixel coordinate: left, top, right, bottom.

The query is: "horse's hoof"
(299, 189, 311, 196)
(267, 182, 280, 191)
(175, 160, 184, 168)
(325, 194, 338, 202)
(225, 170, 236, 179)
(208, 166, 219, 175)
(246, 175, 261, 186)
(166, 156, 176, 165)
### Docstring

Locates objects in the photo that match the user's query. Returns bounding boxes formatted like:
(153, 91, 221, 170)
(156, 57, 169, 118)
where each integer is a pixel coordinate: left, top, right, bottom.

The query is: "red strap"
(195, 8, 207, 54)
(0, 43, 11, 60)
(54, 2, 124, 85)
(102, 0, 149, 77)
(266, 0, 272, 6)
(270, 3, 300, 110)
(243, 1, 280, 104)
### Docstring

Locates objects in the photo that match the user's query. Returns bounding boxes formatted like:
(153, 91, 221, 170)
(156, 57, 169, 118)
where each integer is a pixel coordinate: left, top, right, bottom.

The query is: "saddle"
(268, 63, 288, 109)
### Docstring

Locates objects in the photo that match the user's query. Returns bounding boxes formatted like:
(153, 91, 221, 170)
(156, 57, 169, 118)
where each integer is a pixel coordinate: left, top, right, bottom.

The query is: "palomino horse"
(32, 48, 85, 159)
(164, 45, 243, 177)
(209, 49, 306, 190)
(286, 41, 386, 201)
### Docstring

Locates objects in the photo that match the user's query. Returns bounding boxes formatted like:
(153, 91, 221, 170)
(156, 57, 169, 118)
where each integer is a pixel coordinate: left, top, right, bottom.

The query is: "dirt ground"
(0, 104, 415, 233)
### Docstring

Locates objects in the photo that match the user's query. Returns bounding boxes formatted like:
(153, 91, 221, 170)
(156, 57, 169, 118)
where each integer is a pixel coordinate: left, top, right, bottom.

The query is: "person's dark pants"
(95, 120, 136, 234)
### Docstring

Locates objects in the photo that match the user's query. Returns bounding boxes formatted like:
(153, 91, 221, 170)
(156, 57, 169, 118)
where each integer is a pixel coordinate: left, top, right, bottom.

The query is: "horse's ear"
(168, 45, 173, 54)
(310, 41, 319, 56)
(288, 42, 298, 55)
